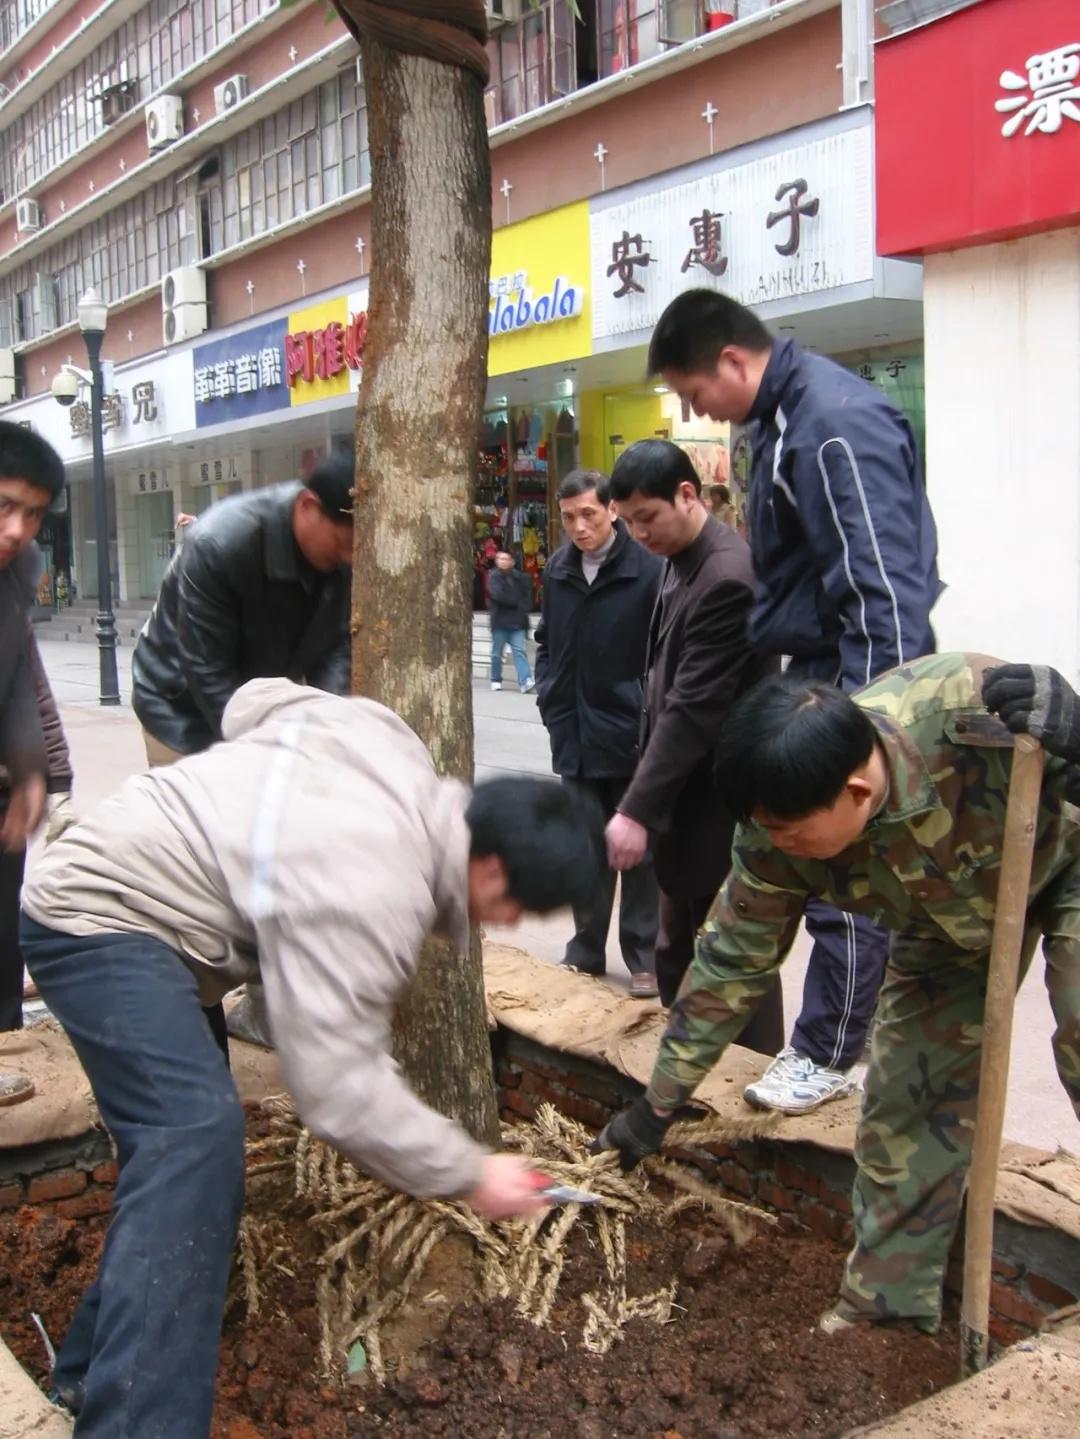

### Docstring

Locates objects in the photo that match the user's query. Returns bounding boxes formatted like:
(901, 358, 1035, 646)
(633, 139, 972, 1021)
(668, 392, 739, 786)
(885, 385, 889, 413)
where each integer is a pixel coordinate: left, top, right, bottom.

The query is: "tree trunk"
(349, 36, 499, 1146)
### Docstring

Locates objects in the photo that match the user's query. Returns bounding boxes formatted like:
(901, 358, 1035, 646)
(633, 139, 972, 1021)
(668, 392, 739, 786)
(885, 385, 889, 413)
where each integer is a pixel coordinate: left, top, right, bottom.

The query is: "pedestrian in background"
(605, 439, 783, 1051)
(648, 289, 940, 1112)
(487, 549, 534, 694)
(0, 423, 69, 1105)
(535, 469, 663, 998)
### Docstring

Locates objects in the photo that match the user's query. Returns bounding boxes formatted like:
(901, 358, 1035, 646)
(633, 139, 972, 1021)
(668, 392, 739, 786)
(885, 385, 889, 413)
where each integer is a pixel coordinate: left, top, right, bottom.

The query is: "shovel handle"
(960, 733, 1046, 1376)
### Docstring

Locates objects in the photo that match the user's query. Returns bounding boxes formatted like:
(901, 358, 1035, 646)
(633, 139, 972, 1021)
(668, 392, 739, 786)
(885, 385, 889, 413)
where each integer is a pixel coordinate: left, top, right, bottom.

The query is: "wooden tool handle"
(961, 733, 1046, 1376)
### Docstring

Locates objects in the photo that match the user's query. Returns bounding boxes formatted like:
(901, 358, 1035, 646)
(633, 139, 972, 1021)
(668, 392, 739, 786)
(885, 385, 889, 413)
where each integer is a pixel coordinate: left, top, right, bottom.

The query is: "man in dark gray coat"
(535, 470, 663, 997)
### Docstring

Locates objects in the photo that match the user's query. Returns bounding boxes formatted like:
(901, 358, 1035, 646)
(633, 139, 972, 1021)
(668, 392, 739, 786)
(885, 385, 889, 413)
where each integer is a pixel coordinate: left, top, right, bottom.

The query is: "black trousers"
(0, 846, 27, 1031)
(655, 889, 785, 1057)
(561, 775, 659, 976)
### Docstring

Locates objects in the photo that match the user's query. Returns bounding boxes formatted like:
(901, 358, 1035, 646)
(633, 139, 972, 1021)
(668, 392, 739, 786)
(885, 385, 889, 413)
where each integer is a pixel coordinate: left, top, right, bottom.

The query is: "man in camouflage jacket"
(595, 652, 1080, 1331)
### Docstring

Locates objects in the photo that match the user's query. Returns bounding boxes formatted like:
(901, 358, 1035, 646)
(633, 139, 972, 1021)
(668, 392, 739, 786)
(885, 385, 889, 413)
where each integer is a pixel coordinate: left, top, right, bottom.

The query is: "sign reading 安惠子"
(589, 124, 872, 341)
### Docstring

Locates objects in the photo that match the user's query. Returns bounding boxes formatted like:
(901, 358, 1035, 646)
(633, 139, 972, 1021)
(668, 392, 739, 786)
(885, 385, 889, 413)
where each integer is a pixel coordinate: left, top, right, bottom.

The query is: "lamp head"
(77, 286, 108, 336)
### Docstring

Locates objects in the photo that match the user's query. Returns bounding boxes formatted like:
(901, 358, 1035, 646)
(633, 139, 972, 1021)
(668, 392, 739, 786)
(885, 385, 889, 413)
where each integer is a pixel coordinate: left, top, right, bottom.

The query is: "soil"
(0, 1171, 965, 1439)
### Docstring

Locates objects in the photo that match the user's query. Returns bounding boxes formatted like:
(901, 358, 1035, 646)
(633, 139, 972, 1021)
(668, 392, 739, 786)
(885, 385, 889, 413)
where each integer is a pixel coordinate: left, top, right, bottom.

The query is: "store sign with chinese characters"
(284, 301, 368, 405)
(68, 379, 162, 441)
(193, 318, 290, 429)
(877, 0, 1080, 254)
(589, 125, 873, 341)
(127, 467, 172, 497)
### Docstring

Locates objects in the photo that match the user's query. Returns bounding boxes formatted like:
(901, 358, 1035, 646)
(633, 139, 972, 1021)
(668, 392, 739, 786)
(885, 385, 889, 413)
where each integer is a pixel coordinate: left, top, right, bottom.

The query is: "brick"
(716, 1162, 754, 1200)
(991, 1257, 1023, 1282)
(989, 1318, 1025, 1348)
(800, 1200, 850, 1244)
(776, 1156, 821, 1199)
(1027, 1272, 1078, 1311)
(56, 1189, 114, 1220)
(548, 1091, 609, 1129)
(821, 1185, 853, 1217)
(989, 1282, 1045, 1332)
(0, 1181, 24, 1210)
(27, 1168, 88, 1204)
(757, 1181, 797, 1215)
(92, 1160, 119, 1185)
(702, 1140, 737, 1162)
(501, 1088, 538, 1120)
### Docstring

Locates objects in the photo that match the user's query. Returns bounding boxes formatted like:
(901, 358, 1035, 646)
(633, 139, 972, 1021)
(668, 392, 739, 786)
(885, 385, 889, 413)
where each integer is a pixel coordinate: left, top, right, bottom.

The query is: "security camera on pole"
(50, 287, 120, 706)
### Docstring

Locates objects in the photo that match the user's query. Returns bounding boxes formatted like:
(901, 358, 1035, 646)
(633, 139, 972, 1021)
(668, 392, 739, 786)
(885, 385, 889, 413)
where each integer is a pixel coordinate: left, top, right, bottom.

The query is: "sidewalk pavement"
(29, 639, 1078, 1153)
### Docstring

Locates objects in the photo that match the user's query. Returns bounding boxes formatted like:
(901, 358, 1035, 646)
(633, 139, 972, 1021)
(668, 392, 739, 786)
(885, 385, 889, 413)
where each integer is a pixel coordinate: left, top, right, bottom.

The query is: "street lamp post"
(77, 287, 120, 706)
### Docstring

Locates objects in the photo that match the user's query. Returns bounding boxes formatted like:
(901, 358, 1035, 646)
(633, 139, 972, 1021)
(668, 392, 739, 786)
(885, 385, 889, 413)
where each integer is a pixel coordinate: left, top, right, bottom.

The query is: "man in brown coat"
(605, 439, 783, 1049)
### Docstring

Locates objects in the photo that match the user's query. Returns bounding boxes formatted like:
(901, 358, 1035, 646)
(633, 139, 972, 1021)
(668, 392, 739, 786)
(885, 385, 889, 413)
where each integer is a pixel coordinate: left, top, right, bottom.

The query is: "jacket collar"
(263, 482, 311, 586)
(866, 711, 940, 827)
(669, 513, 721, 582)
(546, 518, 640, 583)
(747, 336, 801, 428)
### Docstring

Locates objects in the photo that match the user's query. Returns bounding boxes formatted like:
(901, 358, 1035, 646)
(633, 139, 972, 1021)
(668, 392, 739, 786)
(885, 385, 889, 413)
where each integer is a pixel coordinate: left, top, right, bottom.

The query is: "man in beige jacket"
(20, 677, 605, 1438)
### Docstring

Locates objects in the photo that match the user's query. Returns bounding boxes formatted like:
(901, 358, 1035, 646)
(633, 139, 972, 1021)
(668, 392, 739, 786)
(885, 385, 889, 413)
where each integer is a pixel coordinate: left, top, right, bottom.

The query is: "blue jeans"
(19, 916, 245, 1439)
(490, 627, 531, 688)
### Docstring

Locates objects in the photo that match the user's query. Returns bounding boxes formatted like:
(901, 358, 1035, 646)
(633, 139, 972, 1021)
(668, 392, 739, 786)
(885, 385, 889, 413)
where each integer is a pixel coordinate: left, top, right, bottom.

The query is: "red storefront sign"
(284, 310, 368, 387)
(876, 0, 1080, 256)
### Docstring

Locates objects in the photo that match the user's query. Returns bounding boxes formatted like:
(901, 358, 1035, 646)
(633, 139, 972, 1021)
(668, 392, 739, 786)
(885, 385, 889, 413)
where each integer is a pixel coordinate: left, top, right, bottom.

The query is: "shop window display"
(474, 402, 577, 611)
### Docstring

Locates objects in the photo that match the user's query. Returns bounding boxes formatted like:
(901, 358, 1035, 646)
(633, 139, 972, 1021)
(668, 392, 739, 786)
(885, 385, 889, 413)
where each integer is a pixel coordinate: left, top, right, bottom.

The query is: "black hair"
(305, 447, 355, 522)
(465, 776, 606, 912)
(708, 484, 731, 506)
(556, 468, 611, 505)
(0, 421, 65, 502)
(647, 290, 773, 376)
(609, 439, 700, 504)
(714, 674, 877, 822)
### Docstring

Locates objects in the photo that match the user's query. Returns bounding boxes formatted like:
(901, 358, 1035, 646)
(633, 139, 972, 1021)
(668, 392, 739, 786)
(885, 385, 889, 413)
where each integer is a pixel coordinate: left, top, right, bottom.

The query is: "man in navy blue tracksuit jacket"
(648, 289, 941, 1114)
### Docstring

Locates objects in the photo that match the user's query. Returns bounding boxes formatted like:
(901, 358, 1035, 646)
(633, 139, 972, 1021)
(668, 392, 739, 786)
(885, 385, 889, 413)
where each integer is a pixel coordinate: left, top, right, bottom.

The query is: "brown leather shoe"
(629, 971, 659, 1000)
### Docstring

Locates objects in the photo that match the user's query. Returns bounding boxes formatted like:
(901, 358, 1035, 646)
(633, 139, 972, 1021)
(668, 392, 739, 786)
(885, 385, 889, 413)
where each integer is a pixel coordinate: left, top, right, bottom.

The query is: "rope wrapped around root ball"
(240, 1097, 778, 1382)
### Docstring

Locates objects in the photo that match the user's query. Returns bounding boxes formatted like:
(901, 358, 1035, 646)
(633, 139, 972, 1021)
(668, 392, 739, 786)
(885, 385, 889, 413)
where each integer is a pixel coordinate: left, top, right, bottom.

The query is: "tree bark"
(349, 36, 499, 1146)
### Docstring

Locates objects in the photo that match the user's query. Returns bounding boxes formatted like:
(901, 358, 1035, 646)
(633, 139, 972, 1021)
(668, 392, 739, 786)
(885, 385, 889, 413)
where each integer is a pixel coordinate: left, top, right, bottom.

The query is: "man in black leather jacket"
(132, 450, 354, 761)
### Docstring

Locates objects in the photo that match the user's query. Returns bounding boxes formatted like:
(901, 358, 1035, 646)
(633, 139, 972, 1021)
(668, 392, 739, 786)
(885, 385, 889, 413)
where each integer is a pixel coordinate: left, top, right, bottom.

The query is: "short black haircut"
(708, 484, 731, 506)
(714, 674, 877, 822)
(305, 447, 355, 522)
(556, 468, 611, 506)
(0, 421, 65, 502)
(466, 776, 606, 912)
(647, 290, 773, 376)
(609, 439, 700, 504)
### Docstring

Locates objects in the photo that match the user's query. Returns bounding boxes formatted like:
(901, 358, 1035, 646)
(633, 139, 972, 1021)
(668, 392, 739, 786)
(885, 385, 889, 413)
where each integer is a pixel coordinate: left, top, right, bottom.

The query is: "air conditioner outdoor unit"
(0, 348, 15, 406)
(15, 197, 40, 233)
(162, 266, 206, 309)
(162, 267, 207, 345)
(146, 95, 184, 150)
(163, 302, 207, 346)
(213, 74, 249, 114)
(486, 0, 520, 28)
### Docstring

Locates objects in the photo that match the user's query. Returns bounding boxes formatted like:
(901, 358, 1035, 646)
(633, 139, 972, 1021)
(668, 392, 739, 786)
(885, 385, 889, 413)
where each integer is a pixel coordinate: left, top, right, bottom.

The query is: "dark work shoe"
(559, 958, 605, 978)
(629, 971, 659, 1000)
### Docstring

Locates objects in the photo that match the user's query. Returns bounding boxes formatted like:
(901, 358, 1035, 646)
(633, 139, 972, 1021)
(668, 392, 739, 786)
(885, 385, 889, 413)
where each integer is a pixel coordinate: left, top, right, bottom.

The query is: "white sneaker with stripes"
(743, 1045, 858, 1114)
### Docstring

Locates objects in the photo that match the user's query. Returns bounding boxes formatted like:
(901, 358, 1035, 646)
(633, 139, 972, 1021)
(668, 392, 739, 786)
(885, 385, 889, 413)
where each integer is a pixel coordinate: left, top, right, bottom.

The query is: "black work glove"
(982, 664, 1080, 762)
(590, 1096, 677, 1171)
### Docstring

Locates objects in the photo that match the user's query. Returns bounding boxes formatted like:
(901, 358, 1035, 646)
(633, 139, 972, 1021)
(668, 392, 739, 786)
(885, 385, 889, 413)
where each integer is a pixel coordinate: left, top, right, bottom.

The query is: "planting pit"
(0, 1125, 961, 1439)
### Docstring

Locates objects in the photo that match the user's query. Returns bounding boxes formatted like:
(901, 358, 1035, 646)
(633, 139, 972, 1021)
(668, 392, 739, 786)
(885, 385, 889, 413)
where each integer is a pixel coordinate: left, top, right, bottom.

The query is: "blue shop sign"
(193, 318, 289, 428)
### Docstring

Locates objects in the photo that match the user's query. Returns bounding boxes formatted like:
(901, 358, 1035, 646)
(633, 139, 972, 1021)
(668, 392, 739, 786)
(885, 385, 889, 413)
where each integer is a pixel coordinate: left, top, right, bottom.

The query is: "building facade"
(0, 0, 918, 616)
(875, 0, 1080, 677)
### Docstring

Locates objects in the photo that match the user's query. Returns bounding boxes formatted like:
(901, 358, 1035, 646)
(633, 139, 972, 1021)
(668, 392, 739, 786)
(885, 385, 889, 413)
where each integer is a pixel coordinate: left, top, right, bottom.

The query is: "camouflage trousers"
(837, 860, 1080, 1329)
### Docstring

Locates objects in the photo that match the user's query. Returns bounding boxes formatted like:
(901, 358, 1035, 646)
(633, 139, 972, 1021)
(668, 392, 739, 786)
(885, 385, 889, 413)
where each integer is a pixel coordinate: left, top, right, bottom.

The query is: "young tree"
(331, 1, 499, 1143)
